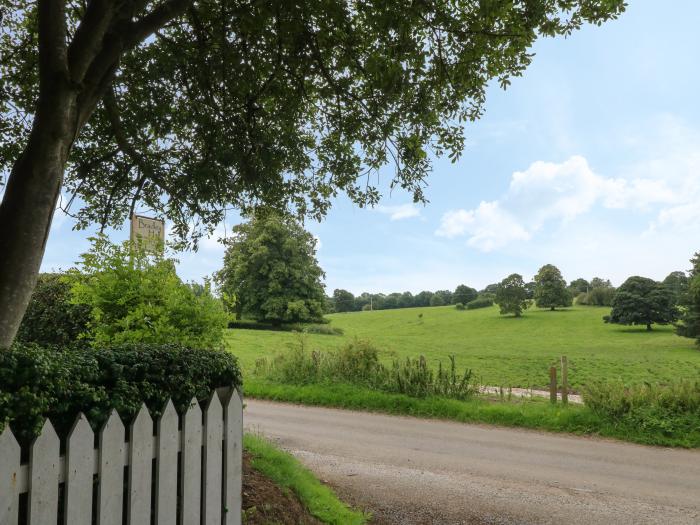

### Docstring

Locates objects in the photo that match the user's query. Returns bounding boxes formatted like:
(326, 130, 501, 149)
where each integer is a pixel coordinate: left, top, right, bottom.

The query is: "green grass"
(244, 433, 368, 524)
(227, 305, 700, 390)
(246, 379, 700, 448)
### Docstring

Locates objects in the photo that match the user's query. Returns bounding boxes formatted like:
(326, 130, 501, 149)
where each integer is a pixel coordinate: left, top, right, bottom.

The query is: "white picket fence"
(0, 388, 243, 525)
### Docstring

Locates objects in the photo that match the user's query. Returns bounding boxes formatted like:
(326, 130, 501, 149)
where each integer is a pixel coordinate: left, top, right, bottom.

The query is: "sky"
(42, 2, 700, 295)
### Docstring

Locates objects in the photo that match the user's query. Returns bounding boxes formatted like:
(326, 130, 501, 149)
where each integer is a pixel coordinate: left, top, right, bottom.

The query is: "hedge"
(466, 296, 494, 310)
(0, 343, 242, 446)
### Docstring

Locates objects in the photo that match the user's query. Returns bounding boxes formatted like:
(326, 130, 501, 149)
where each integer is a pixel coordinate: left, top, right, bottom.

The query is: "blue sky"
(44, 2, 700, 294)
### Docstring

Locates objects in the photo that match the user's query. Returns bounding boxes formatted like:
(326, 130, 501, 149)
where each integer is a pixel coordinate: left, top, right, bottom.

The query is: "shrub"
(466, 296, 494, 309)
(301, 324, 344, 336)
(454, 302, 465, 310)
(71, 236, 228, 348)
(16, 273, 91, 345)
(255, 338, 477, 400)
(362, 304, 372, 311)
(583, 381, 700, 437)
(0, 343, 242, 446)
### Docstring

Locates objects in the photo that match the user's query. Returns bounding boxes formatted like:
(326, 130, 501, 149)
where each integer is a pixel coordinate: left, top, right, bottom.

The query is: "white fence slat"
(224, 389, 243, 525)
(65, 413, 95, 525)
(128, 404, 153, 525)
(155, 400, 178, 525)
(203, 393, 223, 525)
(180, 398, 202, 525)
(29, 419, 60, 525)
(98, 410, 125, 525)
(0, 427, 20, 525)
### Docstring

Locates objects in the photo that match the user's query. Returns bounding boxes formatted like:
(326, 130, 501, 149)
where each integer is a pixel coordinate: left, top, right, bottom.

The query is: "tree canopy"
(495, 273, 529, 317)
(332, 289, 356, 313)
(605, 276, 677, 331)
(677, 253, 700, 342)
(214, 212, 326, 324)
(0, 0, 626, 347)
(453, 284, 478, 305)
(533, 264, 572, 310)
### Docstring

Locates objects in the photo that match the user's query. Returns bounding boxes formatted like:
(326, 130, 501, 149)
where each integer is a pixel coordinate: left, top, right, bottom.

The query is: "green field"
(226, 305, 700, 390)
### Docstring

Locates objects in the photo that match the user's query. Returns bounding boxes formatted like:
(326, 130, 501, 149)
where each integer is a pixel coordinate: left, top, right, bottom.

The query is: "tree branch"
(68, 0, 117, 83)
(38, 0, 69, 92)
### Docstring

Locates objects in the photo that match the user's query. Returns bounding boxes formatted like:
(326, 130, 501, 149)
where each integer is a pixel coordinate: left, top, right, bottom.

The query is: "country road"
(244, 399, 700, 525)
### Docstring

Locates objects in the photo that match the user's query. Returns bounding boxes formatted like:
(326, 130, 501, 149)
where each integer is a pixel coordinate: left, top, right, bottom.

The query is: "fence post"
(549, 366, 557, 404)
(561, 356, 569, 405)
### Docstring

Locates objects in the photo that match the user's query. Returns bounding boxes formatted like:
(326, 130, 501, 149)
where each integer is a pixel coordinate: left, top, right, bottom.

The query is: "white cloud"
(436, 202, 530, 251)
(375, 203, 421, 221)
(437, 143, 699, 252)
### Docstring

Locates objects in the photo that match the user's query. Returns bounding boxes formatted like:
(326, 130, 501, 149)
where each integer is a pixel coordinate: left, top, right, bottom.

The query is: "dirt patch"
(242, 451, 323, 525)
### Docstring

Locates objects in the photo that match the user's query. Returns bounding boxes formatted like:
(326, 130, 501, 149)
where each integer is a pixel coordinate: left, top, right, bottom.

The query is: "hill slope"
(226, 305, 700, 390)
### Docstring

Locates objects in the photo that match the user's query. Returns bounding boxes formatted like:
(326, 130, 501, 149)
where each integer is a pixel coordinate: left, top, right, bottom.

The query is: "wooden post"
(560, 356, 568, 405)
(549, 366, 557, 404)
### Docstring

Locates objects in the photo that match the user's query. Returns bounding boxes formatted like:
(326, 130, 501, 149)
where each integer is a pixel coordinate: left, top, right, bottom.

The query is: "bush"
(71, 236, 228, 348)
(16, 273, 91, 345)
(454, 302, 465, 310)
(301, 324, 344, 336)
(466, 296, 494, 309)
(583, 381, 700, 437)
(255, 338, 477, 400)
(0, 343, 242, 446)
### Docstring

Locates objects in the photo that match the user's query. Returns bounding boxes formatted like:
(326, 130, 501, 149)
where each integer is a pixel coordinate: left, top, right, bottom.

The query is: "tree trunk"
(646, 323, 652, 331)
(0, 96, 76, 348)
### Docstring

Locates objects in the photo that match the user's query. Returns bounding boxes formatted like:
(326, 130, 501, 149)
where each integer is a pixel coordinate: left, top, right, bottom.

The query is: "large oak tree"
(0, 0, 625, 347)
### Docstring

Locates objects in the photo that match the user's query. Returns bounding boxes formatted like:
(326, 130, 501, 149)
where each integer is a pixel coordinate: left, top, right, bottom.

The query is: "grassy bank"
(244, 433, 368, 524)
(246, 378, 700, 448)
(226, 305, 700, 390)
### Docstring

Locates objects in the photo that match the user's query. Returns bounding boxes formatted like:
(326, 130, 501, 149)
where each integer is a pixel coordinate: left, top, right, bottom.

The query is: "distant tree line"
(329, 285, 484, 313)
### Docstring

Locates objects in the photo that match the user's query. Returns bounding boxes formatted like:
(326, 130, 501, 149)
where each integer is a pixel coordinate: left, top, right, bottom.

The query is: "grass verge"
(245, 379, 700, 448)
(244, 433, 369, 524)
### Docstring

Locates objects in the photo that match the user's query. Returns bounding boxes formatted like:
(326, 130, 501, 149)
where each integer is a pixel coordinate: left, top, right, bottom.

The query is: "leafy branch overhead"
(0, 0, 626, 247)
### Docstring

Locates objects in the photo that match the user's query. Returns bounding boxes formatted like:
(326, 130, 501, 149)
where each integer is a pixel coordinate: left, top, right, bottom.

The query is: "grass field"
(226, 305, 700, 390)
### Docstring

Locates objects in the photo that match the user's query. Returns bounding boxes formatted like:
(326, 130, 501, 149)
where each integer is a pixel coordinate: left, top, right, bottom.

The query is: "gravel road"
(245, 399, 700, 525)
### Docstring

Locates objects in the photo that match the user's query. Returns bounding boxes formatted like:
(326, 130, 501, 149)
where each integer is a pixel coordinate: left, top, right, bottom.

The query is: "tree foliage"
(70, 236, 228, 347)
(16, 273, 91, 346)
(333, 289, 356, 313)
(533, 264, 572, 310)
(677, 253, 700, 342)
(495, 273, 529, 317)
(453, 284, 477, 305)
(215, 213, 326, 324)
(663, 271, 689, 304)
(569, 278, 590, 295)
(605, 276, 677, 331)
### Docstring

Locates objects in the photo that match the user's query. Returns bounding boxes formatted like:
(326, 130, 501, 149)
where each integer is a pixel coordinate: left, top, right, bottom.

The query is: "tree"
(677, 253, 700, 342)
(429, 294, 446, 307)
(433, 290, 453, 305)
(453, 285, 477, 305)
(569, 278, 590, 295)
(495, 274, 529, 317)
(333, 289, 356, 313)
(533, 264, 572, 310)
(605, 276, 677, 331)
(0, 1, 626, 347)
(414, 291, 434, 307)
(71, 236, 227, 347)
(663, 271, 689, 305)
(398, 291, 415, 309)
(214, 213, 326, 324)
(481, 283, 500, 295)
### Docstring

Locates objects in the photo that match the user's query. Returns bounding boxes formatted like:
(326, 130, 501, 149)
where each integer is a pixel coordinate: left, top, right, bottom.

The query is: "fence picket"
(181, 397, 203, 525)
(155, 400, 178, 525)
(203, 393, 224, 525)
(224, 389, 243, 525)
(98, 410, 125, 525)
(0, 426, 20, 525)
(3, 390, 242, 525)
(128, 404, 154, 525)
(65, 414, 95, 525)
(29, 419, 60, 525)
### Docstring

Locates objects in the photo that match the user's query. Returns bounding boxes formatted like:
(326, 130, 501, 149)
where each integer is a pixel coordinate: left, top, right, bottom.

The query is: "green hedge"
(0, 343, 242, 446)
(466, 296, 494, 309)
(16, 273, 91, 346)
